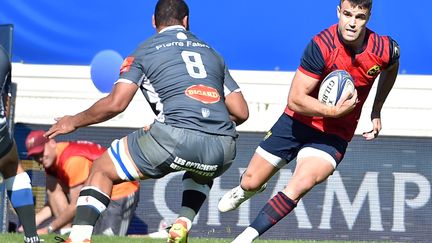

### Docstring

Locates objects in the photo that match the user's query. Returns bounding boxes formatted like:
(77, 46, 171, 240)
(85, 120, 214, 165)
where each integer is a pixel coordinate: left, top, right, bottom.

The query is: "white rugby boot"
(218, 184, 266, 212)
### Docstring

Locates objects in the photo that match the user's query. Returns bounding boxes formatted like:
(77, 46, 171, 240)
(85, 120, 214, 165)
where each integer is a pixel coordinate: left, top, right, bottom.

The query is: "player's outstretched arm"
(45, 81, 138, 138)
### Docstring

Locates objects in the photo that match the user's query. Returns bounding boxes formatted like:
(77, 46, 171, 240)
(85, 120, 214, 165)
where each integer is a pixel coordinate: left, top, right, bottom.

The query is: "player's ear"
(152, 15, 156, 29)
(366, 9, 372, 21)
(182, 15, 189, 30)
(336, 5, 341, 19)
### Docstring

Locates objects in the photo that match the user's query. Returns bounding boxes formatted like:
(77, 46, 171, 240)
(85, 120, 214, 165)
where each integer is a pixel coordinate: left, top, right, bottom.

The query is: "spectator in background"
(218, 0, 400, 242)
(24, 130, 139, 236)
(0, 45, 40, 243)
(44, 0, 249, 242)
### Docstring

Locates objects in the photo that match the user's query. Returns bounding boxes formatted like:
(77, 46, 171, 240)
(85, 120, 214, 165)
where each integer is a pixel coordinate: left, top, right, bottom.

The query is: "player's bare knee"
(241, 174, 262, 191)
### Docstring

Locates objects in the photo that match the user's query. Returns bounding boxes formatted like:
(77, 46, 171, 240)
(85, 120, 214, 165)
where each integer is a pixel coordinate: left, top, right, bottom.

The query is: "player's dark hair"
(154, 0, 189, 28)
(340, 0, 372, 11)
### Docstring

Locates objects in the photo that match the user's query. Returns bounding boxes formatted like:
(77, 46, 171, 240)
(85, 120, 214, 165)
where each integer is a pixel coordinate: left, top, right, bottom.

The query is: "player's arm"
(37, 175, 77, 234)
(34, 174, 65, 229)
(370, 46, 400, 120)
(290, 40, 357, 118)
(222, 65, 249, 125)
(363, 39, 400, 140)
(287, 69, 357, 118)
(45, 174, 69, 219)
(41, 183, 83, 233)
(35, 206, 53, 227)
(45, 81, 138, 138)
(225, 91, 248, 125)
(371, 61, 399, 118)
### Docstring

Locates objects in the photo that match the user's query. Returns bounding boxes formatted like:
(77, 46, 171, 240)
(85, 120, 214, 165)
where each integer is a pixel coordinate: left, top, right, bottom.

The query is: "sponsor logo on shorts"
(170, 156, 218, 177)
(185, 84, 220, 104)
(263, 130, 272, 141)
(120, 57, 135, 74)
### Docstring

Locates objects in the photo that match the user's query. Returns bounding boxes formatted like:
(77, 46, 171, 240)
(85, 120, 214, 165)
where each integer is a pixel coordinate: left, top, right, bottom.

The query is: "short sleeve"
(119, 55, 146, 86)
(223, 65, 240, 96)
(299, 40, 325, 77)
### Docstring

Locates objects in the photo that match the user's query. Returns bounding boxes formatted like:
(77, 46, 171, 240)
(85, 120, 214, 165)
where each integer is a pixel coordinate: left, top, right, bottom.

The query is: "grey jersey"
(119, 26, 239, 137)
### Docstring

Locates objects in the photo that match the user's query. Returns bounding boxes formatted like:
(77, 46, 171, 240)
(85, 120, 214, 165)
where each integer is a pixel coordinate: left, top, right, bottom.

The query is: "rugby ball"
(318, 70, 355, 106)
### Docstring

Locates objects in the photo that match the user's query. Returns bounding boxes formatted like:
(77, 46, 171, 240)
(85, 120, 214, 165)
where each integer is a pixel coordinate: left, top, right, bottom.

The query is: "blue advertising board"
(12, 124, 432, 242)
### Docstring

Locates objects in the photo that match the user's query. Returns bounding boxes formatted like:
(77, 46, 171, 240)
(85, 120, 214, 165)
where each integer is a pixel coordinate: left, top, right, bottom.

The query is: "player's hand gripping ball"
(318, 70, 355, 106)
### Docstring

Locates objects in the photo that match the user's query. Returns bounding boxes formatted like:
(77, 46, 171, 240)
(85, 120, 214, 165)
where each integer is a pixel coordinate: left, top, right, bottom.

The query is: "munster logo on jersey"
(367, 64, 381, 76)
(185, 84, 220, 104)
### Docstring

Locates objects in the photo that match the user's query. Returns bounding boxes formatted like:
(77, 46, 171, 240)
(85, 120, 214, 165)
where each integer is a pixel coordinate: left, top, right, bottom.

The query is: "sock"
(250, 191, 297, 235)
(5, 173, 38, 239)
(24, 235, 40, 243)
(179, 172, 213, 230)
(69, 186, 110, 242)
(232, 227, 259, 243)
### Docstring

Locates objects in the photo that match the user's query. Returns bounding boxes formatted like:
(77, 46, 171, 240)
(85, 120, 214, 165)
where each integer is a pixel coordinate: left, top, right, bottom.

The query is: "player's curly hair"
(340, 0, 372, 11)
(154, 0, 189, 28)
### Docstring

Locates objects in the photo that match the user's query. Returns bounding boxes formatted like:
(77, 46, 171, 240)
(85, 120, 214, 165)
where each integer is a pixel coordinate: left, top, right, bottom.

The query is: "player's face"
(33, 143, 56, 168)
(337, 0, 370, 44)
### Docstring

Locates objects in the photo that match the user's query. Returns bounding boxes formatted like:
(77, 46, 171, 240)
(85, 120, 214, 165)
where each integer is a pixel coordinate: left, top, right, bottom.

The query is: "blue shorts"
(258, 113, 348, 168)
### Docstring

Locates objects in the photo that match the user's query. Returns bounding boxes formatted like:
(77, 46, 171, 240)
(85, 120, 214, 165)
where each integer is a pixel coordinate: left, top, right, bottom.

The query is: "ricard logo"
(185, 84, 220, 104)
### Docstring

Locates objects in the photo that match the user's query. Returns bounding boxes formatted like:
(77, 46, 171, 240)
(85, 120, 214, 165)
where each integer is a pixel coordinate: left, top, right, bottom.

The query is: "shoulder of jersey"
(313, 25, 338, 56)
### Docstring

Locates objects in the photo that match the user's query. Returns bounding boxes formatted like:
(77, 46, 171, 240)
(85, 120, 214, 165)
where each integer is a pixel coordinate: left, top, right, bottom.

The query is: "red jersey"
(46, 141, 139, 200)
(284, 24, 400, 141)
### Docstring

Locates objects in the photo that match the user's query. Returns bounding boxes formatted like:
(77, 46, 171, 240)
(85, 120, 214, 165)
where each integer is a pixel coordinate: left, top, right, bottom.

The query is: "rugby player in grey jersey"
(45, 0, 249, 242)
(0, 46, 40, 243)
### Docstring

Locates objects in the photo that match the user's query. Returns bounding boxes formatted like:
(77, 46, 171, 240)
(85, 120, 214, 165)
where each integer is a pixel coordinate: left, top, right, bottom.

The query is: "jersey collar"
(159, 25, 186, 33)
(336, 26, 369, 55)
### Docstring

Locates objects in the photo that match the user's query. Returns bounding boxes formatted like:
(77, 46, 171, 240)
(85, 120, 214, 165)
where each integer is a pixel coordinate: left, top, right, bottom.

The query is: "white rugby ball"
(318, 70, 355, 106)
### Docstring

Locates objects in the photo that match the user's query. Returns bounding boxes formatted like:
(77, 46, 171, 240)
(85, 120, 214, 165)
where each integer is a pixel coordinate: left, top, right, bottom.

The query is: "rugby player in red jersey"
(218, 0, 400, 241)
